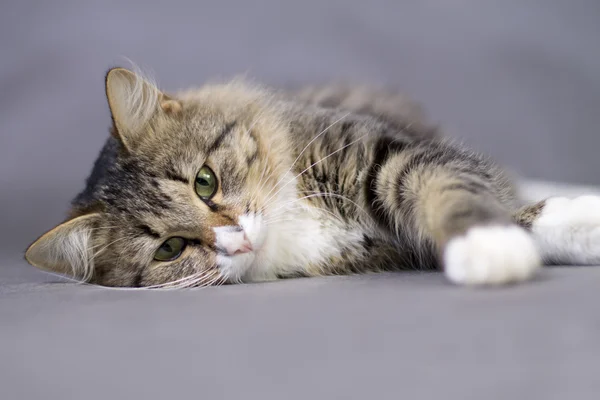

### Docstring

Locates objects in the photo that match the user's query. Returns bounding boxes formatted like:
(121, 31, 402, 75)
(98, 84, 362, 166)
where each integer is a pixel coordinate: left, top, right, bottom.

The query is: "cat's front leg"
(366, 141, 541, 285)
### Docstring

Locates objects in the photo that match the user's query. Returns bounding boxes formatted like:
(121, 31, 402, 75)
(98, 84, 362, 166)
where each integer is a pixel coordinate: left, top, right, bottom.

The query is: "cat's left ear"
(105, 67, 181, 151)
(25, 213, 102, 281)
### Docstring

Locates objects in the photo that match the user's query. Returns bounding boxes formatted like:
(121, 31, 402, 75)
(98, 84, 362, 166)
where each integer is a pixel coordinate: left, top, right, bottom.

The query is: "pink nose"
(214, 227, 254, 256)
(222, 234, 253, 256)
(233, 239, 253, 255)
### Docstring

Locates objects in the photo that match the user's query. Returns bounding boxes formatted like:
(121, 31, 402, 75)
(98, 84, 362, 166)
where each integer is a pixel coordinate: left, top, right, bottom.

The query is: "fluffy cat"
(25, 67, 600, 288)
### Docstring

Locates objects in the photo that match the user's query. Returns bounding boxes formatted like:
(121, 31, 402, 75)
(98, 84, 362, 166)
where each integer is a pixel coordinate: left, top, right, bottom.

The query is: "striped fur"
(24, 67, 600, 287)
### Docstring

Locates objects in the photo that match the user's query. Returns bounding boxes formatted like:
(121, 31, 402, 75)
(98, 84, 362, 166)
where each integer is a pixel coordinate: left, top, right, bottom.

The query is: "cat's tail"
(514, 196, 600, 265)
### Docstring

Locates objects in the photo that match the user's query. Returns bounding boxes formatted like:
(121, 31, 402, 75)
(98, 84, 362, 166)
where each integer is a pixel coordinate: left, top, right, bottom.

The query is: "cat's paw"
(444, 225, 541, 285)
(532, 195, 600, 264)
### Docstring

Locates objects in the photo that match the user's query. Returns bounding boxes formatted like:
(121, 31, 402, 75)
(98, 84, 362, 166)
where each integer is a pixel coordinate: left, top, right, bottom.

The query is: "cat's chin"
(216, 252, 257, 283)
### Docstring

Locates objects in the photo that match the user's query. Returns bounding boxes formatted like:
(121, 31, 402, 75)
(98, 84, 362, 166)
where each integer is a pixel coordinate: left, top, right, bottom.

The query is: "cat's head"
(25, 68, 295, 287)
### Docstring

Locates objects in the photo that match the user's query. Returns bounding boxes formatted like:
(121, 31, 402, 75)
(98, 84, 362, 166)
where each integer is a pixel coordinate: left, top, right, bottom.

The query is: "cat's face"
(26, 68, 294, 287)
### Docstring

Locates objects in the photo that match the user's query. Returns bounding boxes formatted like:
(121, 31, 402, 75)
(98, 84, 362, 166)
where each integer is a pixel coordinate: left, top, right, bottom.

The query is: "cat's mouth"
(213, 212, 269, 281)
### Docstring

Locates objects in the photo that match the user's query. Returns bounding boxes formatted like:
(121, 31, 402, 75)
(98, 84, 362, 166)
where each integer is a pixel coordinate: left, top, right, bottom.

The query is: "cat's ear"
(105, 67, 180, 151)
(25, 213, 101, 281)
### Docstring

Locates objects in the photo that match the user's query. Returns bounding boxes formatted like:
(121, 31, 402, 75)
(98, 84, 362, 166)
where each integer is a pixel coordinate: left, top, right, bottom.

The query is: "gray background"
(1, 1, 600, 399)
(2, 0, 600, 255)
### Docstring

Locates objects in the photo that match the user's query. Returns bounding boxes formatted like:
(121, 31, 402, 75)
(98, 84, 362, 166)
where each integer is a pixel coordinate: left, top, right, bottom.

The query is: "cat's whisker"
(195, 270, 222, 288)
(182, 269, 220, 289)
(90, 236, 131, 261)
(261, 112, 351, 205)
(86, 226, 120, 232)
(144, 268, 210, 289)
(276, 199, 354, 224)
(262, 218, 298, 226)
(182, 270, 213, 289)
(261, 202, 302, 218)
(207, 273, 225, 288)
(89, 235, 129, 252)
(209, 277, 222, 288)
(264, 207, 343, 227)
(262, 133, 368, 209)
(38, 270, 89, 285)
(262, 208, 306, 224)
(167, 271, 202, 289)
(169, 266, 221, 289)
(268, 192, 371, 219)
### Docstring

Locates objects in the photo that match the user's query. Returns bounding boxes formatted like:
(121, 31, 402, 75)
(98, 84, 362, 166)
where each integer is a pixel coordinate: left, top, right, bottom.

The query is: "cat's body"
(25, 68, 600, 288)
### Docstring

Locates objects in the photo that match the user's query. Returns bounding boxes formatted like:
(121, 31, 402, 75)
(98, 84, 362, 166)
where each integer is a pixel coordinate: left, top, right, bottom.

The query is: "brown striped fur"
(25, 67, 545, 287)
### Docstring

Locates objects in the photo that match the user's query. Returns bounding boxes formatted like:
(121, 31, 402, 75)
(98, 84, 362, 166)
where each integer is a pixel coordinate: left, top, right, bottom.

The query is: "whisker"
(268, 192, 371, 219)
(90, 236, 131, 261)
(262, 133, 368, 209)
(180, 271, 213, 289)
(195, 270, 222, 288)
(86, 226, 120, 232)
(179, 271, 219, 289)
(38, 270, 89, 285)
(144, 269, 211, 289)
(261, 112, 351, 205)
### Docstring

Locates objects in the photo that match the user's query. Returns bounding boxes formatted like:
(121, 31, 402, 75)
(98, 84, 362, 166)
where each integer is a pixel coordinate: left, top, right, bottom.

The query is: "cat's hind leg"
(515, 196, 600, 265)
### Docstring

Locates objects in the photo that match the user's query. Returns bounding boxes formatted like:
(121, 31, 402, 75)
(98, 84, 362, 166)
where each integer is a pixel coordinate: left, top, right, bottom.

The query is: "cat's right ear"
(25, 213, 101, 281)
(105, 67, 178, 151)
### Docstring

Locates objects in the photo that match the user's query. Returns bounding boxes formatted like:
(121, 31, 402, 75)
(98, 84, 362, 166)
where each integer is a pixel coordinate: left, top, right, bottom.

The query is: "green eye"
(195, 165, 217, 199)
(154, 237, 186, 261)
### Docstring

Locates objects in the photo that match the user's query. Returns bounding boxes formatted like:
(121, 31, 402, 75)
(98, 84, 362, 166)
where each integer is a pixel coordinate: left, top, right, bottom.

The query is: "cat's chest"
(248, 205, 367, 280)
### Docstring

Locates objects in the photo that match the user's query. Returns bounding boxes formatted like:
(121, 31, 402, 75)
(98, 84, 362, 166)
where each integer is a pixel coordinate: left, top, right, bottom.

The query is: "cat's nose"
(234, 235, 253, 255)
(214, 226, 253, 256)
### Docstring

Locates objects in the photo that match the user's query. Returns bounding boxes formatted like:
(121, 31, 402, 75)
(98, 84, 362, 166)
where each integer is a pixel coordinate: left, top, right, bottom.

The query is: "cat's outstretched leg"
(515, 196, 600, 265)
(418, 176, 541, 285)
(368, 143, 541, 285)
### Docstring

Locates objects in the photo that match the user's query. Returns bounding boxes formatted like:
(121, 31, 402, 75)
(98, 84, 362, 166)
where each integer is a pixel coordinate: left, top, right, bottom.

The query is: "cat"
(25, 67, 600, 288)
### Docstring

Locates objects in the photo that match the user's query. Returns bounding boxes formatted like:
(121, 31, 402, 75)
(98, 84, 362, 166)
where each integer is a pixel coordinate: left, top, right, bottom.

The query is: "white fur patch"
(216, 208, 363, 283)
(215, 170, 366, 283)
(444, 225, 541, 285)
(532, 196, 600, 264)
(246, 206, 363, 282)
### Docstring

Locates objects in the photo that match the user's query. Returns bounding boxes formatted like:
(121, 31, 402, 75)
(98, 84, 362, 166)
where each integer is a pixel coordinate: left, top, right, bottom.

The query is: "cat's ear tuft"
(105, 67, 171, 150)
(25, 213, 102, 282)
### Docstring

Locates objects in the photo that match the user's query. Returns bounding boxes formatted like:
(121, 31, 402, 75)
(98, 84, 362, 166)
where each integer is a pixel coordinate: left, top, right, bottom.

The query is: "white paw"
(444, 225, 541, 285)
(533, 195, 600, 264)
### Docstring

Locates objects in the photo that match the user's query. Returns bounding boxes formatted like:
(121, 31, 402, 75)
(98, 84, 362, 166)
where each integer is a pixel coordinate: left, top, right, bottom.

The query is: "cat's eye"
(195, 165, 218, 200)
(154, 237, 186, 261)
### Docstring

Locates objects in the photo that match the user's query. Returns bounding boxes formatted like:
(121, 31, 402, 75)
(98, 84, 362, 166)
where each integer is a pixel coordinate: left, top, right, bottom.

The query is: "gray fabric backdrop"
(2, 0, 600, 257)
(1, 1, 600, 399)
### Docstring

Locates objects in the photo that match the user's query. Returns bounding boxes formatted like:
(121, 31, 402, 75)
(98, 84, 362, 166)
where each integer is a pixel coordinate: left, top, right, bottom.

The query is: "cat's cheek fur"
(531, 195, 600, 264)
(216, 253, 255, 283)
(443, 225, 541, 285)
(239, 206, 366, 282)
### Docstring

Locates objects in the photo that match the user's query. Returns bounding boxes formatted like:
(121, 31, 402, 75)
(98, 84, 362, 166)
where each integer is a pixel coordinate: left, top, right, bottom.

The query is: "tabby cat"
(25, 67, 600, 288)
